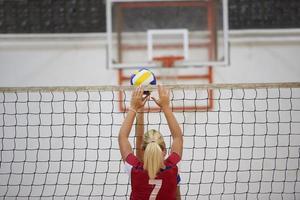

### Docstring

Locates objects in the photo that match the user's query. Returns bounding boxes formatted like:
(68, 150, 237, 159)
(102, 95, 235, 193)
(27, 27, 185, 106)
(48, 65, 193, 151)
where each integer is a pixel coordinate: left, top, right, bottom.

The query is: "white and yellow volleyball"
(130, 68, 156, 86)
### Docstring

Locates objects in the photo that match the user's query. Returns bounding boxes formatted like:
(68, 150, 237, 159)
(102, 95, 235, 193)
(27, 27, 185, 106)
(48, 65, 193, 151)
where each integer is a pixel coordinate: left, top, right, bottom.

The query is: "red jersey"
(125, 152, 181, 200)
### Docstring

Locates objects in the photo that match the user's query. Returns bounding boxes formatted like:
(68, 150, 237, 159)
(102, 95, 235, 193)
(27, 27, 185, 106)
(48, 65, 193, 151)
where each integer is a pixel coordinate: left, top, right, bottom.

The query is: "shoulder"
(124, 153, 144, 176)
(125, 153, 143, 168)
(165, 152, 181, 166)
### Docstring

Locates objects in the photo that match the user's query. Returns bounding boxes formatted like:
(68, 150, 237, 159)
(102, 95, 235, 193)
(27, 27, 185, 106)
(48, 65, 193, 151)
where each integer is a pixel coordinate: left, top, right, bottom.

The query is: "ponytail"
(144, 142, 163, 179)
(142, 129, 165, 179)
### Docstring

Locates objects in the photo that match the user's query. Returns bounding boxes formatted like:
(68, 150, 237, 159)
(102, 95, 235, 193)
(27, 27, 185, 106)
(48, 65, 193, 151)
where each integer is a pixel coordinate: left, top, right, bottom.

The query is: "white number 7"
(148, 179, 162, 200)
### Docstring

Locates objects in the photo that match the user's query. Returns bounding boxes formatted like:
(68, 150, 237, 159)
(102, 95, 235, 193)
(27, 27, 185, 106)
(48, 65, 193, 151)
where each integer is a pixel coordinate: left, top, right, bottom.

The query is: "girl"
(118, 85, 183, 200)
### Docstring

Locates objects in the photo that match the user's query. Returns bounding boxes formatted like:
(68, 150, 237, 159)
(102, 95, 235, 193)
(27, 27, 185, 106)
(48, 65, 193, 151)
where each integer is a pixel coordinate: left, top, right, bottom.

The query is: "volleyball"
(130, 68, 156, 87)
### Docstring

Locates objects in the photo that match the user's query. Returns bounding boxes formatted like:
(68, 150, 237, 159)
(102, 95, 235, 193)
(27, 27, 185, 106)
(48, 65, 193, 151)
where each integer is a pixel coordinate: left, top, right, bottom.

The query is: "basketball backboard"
(106, 0, 229, 69)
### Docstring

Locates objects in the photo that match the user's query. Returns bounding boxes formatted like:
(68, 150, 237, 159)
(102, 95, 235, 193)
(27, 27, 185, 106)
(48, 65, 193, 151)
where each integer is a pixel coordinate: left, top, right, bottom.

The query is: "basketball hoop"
(152, 56, 184, 85)
(153, 56, 184, 68)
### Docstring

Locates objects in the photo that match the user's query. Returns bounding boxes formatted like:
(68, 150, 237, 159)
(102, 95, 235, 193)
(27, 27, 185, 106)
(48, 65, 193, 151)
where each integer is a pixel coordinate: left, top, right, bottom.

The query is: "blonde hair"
(142, 129, 166, 179)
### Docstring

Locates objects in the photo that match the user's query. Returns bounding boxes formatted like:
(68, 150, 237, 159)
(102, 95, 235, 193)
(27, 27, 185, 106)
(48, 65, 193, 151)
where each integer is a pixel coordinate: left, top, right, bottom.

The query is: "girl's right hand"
(152, 85, 170, 109)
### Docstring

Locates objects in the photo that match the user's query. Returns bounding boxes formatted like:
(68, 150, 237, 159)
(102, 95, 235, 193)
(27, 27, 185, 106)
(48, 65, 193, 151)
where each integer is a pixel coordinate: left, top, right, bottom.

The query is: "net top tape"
(0, 82, 300, 93)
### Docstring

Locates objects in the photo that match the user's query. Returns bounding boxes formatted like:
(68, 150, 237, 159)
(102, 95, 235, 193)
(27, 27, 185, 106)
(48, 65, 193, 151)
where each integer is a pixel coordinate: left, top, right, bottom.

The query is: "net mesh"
(0, 83, 300, 200)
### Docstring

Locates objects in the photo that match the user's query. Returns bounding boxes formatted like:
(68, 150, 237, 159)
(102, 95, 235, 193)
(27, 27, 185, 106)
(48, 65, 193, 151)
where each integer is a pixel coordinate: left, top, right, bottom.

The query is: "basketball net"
(153, 56, 184, 85)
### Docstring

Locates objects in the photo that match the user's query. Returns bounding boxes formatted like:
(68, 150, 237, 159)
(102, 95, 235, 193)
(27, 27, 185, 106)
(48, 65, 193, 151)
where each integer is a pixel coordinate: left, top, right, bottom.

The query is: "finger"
(142, 96, 150, 106)
(132, 88, 137, 97)
(164, 87, 169, 97)
(163, 85, 168, 93)
(158, 84, 162, 96)
(139, 87, 144, 97)
(136, 86, 141, 92)
(161, 85, 165, 93)
(135, 86, 141, 97)
(166, 88, 170, 97)
(142, 93, 150, 101)
(160, 86, 166, 97)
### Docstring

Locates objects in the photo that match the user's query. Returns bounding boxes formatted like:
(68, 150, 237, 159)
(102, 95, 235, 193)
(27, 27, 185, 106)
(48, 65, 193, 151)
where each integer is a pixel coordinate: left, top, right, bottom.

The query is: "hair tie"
(150, 139, 156, 143)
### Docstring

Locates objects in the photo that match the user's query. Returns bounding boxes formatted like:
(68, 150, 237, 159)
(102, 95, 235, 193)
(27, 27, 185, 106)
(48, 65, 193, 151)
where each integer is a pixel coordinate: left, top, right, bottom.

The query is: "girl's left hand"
(130, 87, 149, 111)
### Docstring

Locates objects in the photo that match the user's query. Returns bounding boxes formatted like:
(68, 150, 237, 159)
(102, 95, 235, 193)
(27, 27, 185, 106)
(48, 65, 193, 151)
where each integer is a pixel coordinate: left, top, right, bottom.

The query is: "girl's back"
(126, 152, 180, 200)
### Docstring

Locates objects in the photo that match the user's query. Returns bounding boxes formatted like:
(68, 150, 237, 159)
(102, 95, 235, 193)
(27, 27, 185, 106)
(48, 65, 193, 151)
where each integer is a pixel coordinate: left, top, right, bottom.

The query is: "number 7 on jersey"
(149, 179, 162, 200)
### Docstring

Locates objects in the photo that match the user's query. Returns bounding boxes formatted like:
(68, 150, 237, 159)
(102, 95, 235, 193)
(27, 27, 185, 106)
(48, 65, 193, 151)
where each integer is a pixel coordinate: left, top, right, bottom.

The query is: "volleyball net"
(0, 83, 300, 200)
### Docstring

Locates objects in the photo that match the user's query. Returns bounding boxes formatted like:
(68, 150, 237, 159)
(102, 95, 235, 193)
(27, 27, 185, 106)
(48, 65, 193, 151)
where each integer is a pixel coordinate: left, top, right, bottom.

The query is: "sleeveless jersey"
(125, 152, 181, 200)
